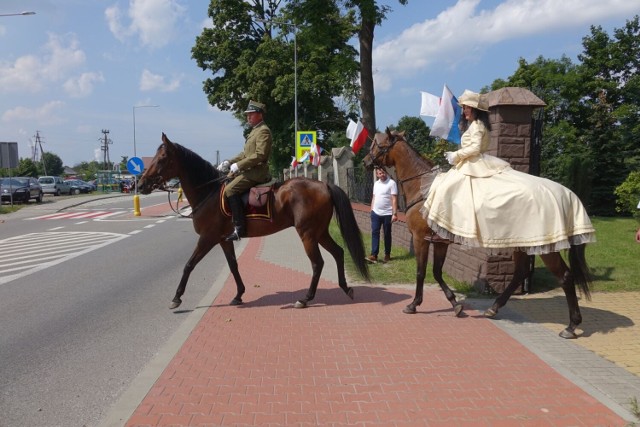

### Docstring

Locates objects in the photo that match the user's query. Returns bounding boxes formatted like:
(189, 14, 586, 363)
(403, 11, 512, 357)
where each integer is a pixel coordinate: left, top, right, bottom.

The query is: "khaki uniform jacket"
(224, 122, 272, 196)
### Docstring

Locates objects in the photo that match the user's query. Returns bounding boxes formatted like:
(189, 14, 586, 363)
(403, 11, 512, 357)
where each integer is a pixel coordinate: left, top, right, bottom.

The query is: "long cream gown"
(422, 120, 596, 255)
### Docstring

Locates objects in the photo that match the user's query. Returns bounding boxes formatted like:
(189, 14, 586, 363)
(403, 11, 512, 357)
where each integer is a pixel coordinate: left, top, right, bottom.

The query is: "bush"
(614, 171, 640, 222)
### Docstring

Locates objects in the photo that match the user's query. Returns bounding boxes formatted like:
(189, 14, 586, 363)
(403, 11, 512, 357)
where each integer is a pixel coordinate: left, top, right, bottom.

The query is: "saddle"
(220, 180, 276, 220)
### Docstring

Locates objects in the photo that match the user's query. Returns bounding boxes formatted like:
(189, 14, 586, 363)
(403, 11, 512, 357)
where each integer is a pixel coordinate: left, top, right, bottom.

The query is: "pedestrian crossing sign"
(295, 131, 316, 162)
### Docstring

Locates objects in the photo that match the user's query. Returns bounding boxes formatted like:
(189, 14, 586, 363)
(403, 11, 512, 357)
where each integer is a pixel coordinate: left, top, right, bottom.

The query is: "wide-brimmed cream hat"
(458, 90, 489, 112)
(244, 100, 266, 114)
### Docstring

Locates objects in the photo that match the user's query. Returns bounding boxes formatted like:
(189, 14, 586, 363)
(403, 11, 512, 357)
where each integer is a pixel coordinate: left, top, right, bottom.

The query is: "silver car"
(38, 176, 72, 196)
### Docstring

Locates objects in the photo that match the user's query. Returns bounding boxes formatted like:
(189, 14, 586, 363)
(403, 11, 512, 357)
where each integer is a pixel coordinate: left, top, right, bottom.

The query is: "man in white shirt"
(367, 167, 398, 263)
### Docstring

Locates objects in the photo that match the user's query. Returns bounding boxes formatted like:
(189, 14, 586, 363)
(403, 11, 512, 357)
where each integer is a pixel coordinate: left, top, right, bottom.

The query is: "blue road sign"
(127, 157, 144, 175)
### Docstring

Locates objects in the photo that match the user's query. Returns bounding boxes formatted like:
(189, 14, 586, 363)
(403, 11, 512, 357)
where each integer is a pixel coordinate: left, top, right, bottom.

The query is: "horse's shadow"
(464, 295, 634, 337)
(234, 284, 410, 309)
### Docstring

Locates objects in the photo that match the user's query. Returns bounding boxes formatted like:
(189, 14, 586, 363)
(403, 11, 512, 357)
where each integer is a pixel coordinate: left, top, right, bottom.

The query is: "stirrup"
(225, 228, 242, 241)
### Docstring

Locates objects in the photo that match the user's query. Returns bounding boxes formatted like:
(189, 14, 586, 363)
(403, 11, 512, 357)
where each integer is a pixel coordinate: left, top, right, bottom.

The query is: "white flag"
(420, 91, 440, 117)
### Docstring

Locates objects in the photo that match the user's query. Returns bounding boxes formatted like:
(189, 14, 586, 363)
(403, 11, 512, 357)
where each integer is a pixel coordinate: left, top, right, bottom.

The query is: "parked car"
(0, 177, 43, 203)
(38, 176, 72, 196)
(65, 179, 93, 194)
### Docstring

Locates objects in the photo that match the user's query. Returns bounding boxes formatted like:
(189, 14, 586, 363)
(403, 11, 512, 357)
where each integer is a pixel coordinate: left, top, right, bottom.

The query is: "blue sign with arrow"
(127, 156, 144, 175)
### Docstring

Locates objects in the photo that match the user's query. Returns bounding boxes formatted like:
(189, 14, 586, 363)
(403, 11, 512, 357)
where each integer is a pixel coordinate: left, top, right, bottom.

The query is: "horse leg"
(431, 242, 464, 317)
(171, 237, 216, 309)
(220, 240, 246, 306)
(318, 230, 353, 300)
(403, 234, 429, 314)
(484, 251, 530, 318)
(294, 234, 324, 309)
(540, 253, 582, 339)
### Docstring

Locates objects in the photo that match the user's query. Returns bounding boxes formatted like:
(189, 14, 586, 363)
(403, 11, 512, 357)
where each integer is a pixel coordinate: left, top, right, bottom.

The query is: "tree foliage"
(41, 152, 64, 176)
(192, 0, 360, 172)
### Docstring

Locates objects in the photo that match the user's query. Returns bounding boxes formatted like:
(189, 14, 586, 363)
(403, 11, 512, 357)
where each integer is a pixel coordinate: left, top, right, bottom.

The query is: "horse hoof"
(402, 305, 417, 314)
(294, 300, 307, 309)
(559, 329, 578, 339)
(230, 298, 243, 306)
(484, 308, 497, 318)
(454, 303, 464, 317)
(169, 300, 182, 310)
(346, 287, 354, 300)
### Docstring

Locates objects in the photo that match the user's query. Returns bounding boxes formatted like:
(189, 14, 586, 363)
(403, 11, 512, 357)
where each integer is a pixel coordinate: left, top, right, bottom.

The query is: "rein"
(159, 174, 229, 219)
(369, 133, 440, 215)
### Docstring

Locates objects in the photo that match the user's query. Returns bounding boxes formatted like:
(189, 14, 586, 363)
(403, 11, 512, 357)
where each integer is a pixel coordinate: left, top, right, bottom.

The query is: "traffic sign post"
(127, 157, 144, 216)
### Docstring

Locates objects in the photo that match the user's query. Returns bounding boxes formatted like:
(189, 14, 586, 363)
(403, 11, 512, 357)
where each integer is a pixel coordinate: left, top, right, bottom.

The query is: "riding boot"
(225, 194, 246, 241)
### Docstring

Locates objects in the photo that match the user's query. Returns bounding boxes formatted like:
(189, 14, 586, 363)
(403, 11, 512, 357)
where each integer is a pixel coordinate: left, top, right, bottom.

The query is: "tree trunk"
(359, 17, 376, 142)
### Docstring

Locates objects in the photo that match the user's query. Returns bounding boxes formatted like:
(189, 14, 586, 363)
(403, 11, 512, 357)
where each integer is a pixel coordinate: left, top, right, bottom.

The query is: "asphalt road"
(0, 194, 228, 427)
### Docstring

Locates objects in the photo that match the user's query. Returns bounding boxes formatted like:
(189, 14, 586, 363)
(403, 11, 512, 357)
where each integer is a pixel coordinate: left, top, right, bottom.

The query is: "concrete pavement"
(94, 225, 639, 426)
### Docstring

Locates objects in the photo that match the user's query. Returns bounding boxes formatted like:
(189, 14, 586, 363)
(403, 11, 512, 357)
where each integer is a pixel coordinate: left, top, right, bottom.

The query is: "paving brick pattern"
(125, 235, 628, 427)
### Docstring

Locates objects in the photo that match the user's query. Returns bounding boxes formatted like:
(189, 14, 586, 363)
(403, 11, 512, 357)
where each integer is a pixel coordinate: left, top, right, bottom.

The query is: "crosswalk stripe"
(0, 232, 129, 285)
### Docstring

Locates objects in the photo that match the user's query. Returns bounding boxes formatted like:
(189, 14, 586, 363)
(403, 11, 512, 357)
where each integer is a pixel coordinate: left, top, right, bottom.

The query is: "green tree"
(577, 16, 640, 215)
(72, 160, 102, 181)
(41, 152, 64, 176)
(192, 0, 359, 172)
(16, 158, 40, 177)
(392, 116, 435, 154)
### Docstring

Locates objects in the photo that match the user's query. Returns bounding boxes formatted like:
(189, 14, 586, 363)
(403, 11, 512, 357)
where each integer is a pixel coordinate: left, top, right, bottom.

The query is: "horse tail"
(327, 183, 371, 282)
(569, 244, 592, 301)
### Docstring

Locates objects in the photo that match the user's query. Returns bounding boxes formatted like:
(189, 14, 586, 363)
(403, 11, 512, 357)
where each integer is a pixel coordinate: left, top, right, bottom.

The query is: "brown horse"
(363, 129, 592, 339)
(138, 133, 369, 309)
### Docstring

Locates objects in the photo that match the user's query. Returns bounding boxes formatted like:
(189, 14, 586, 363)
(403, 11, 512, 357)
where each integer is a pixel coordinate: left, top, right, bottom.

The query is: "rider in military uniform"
(218, 100, 273, 241)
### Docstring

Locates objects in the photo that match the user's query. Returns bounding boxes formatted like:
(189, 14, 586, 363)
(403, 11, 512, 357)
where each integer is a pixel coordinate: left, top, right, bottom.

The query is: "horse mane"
(171, 142, 223, 194)
(389, 130, 436, 170)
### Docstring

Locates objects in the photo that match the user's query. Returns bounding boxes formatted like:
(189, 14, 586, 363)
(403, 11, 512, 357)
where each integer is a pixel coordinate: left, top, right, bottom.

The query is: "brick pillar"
(444, 87, 546, 294)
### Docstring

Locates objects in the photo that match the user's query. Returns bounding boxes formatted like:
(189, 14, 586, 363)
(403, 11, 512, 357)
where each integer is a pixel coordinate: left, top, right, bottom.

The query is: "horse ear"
(385, 127, 392, 137)
(398, 131, 406, 139)
(162, 133, 175, 149)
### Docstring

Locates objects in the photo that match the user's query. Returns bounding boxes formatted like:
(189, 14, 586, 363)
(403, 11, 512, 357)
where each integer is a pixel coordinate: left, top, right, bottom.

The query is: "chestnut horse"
(138, 133, 369, 309)
(363, 129, 592, 339)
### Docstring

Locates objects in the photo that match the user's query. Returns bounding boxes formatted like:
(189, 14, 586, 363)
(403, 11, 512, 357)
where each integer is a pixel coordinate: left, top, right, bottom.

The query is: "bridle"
(141, 167, 230, 219)
(368, 132, 440, 212)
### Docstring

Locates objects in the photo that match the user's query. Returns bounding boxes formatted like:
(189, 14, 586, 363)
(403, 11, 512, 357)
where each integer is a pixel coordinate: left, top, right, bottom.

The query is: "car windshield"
(39, 178, 54, 184)
(0, 178, 26, 186)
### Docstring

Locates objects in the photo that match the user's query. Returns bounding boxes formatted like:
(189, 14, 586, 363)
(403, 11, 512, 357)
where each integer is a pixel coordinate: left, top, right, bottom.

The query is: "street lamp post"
(0, 11, 36, 17)
(132, 104, 159, 216)
(255, 18, 299, 153)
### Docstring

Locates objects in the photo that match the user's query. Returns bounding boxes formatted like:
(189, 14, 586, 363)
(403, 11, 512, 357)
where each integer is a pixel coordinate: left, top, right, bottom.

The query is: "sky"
(1, 0, 638, 169)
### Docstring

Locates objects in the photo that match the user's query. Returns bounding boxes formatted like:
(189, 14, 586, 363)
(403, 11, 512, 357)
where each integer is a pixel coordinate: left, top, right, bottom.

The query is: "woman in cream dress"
(422, 90, 595, 255)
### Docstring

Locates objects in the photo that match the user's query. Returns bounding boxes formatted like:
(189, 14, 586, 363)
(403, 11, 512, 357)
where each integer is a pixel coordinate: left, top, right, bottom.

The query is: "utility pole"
(34, 131, 47, 175)
(216, 150, 220, 166)
(100, 129, 112, 170)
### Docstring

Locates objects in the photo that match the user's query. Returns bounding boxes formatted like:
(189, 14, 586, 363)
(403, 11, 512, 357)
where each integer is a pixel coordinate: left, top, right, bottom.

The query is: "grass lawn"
(331, 216, 639, 295)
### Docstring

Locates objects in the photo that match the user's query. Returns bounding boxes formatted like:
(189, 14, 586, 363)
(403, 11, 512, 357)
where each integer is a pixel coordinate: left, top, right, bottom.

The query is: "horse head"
(138, 133, 180, 194)
(362, 128, 405, 170)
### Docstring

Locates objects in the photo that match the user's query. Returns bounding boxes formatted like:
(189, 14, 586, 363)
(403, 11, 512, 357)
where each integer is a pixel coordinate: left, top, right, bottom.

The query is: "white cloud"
(140, 69, 181, 92)
(0, 33, 86, 93)
(106, 0, 187, 49)
(64, 72, 105, 98)
(372, 0, 640, 91)
(2, 101, 66, 124)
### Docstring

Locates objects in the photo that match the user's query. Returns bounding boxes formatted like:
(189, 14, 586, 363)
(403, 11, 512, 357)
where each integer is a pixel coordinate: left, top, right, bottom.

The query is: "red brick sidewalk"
(125, 236, 626, 426)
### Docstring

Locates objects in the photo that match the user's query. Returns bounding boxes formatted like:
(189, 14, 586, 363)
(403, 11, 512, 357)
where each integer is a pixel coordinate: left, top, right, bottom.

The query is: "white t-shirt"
(372, 177, 398, 216)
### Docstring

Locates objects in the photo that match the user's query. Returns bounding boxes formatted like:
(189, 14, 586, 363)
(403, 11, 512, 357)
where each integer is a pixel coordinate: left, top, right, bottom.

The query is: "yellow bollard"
(177, 186, 183, 203)
(133, 194, 141, 216)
